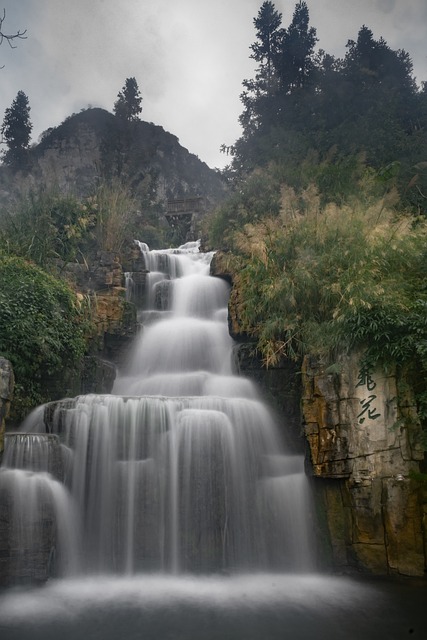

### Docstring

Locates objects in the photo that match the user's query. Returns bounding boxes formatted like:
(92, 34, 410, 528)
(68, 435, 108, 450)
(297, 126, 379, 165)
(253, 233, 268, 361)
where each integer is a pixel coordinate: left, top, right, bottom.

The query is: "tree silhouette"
(0, 9, 27, 67)
(1, 90, 32, 166)
(113, 77, 143, 122)
(277, 1, 317, 93)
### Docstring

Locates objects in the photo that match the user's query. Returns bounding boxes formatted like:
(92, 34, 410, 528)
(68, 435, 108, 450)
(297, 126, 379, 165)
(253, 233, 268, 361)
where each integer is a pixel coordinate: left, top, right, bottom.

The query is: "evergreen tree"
(321, 26, 419, 166)
(343, 26, 416, 97)
(239, 2, 283, 134)
(236, 1, 318, 171)
(250, 1, 283, 96)
(113, 77, 143, 122)
(1, 90, 32, 166)
(276, 1, 318, 94)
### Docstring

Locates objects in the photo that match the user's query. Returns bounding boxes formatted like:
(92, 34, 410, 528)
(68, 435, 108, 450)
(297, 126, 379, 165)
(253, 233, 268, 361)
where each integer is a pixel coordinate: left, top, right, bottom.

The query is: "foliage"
(206, 155, 389, 252)
(218, 185, 427, 374)
(228, 1, 427, 214)
(1, 90, 32, 166)
(204, 167, 282, 250)
(0, 255, 90, 418)
(91, 177, 147, 252)
(0, 188, 96, 270)
(0, 178, 163, 415)
(113, 77, 142, 122)
(0, 178, 162, 265)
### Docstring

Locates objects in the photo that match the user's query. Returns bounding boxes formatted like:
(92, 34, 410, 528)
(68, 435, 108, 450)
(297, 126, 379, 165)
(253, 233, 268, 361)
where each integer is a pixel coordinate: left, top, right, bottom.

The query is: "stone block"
(351, 543, 389, 574)
(383, 477, 425, 577)
(302, 351, 426, 575)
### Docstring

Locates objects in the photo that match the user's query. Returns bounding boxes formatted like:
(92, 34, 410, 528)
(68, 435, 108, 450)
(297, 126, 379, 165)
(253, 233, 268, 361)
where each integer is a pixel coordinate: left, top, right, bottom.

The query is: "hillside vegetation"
(204, 2, 427, 417)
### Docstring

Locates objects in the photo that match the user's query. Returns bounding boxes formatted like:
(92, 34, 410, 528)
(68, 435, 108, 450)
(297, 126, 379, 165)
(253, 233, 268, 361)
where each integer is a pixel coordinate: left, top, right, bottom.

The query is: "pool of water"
(0, 573, 424, 640)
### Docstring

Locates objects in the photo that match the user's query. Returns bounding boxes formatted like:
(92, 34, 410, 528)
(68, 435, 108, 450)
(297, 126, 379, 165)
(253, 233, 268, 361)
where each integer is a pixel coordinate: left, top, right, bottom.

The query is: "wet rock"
(0, 357, 14, 454)
(302, 353, 426, 577)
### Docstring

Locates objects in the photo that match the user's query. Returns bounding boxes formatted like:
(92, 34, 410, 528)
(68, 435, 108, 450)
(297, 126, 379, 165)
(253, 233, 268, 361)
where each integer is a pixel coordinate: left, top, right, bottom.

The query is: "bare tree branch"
(0, 8, 27, 49)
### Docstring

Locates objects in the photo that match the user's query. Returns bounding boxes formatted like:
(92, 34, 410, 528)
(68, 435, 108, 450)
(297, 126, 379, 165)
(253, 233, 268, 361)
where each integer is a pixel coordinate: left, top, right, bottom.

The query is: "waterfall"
(0, 240, 314, 579)
(0, 433, 80, 580)
(3, 241, 419, 640)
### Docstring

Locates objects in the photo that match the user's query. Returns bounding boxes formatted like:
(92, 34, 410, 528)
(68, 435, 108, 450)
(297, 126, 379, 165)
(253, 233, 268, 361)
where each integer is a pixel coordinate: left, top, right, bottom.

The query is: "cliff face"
(0, 108, 227, 216)
(302, 354, 427, 577)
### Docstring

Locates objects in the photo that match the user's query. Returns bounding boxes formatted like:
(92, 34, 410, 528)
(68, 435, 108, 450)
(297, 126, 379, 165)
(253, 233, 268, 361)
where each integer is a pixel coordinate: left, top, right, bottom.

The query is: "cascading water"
(1, 241, 422, 640)
(1, 240, 313, 575)
(0, 433, 80, 580)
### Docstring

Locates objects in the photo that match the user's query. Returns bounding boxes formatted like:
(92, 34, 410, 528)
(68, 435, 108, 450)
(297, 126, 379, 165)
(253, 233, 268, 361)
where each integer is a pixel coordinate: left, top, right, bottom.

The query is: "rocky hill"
(0, 107, 227, 219)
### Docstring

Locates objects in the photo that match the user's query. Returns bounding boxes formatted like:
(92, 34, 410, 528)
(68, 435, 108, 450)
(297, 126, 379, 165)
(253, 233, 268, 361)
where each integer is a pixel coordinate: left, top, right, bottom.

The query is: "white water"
(1, 574, 417, 640)
(0, 467, 80, 578)
(0, 241, 423, 638)
(0, 241, 314, 576)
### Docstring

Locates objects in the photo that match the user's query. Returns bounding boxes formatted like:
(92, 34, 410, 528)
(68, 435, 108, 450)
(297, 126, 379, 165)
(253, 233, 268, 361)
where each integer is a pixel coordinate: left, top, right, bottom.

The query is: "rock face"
(234, 344, 303, 453)
(8, 108, 227, 209)
(0, 357, 14, 454)
(63, 241, 139, 371)
(0, 474, 57, 585)
(209, 251, 250, 342)
(302, 353, 426, 576)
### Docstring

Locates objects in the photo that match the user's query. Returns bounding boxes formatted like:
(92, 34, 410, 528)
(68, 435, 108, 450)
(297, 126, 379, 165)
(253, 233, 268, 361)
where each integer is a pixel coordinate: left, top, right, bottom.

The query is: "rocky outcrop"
(0, 357, 14, 454)
(33, 119, 102, 195)
(209, 251, 251, 342)
(214, 253, 427, 577)
(234, 344, 303, 452)
(209, 251, 234, 284)
(302, 353, 426, 576)
(81, 356, 117, 395)
(64, 243, 138, 369)
(17, 108, 227, 207)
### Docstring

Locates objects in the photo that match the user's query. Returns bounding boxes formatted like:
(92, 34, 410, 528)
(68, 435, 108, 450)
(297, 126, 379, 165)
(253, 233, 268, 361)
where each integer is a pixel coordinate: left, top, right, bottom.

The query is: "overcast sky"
(1, 0, 426, 169)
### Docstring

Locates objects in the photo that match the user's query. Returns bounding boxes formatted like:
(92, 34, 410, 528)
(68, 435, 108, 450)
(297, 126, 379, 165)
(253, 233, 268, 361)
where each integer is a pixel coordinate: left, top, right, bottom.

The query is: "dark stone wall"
(234, 343, 304, 453)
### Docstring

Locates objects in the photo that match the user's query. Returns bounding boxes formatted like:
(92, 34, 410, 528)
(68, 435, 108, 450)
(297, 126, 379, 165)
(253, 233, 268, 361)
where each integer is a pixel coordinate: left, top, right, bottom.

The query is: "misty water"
(0, 241, 424, 639)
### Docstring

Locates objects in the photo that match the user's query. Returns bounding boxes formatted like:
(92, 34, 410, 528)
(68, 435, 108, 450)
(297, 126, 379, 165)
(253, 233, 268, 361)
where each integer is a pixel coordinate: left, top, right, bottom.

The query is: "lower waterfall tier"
(17, 393, 313, 575)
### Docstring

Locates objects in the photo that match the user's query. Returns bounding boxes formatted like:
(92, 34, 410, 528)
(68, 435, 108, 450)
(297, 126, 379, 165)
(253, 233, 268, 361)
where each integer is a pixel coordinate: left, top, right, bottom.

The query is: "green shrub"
(91, 178, 139, 252)
(204, 167, 282, 250)
(0, 189, 95, 270)
(0, 255, 90, 419)
(229, 190, 427, 371)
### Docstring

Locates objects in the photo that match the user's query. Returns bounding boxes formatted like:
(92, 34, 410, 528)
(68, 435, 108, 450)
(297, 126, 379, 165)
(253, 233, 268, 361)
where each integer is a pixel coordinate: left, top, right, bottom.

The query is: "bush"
(0, 189, 95, 270)
(0, 255, 90, 418)
(227, 188, 427, 371)
(91, 178, 139, 252)
(204, 167, 282, 250)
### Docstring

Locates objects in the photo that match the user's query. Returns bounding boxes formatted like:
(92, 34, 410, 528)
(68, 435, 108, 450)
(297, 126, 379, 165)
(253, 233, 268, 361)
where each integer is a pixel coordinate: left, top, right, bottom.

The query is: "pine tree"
(250, 1, 283, 96)
(239, 2, 283, 139)
(113, 77, 143, 122)
(1, 90, 32, 166)
(276, 1, 318, 94)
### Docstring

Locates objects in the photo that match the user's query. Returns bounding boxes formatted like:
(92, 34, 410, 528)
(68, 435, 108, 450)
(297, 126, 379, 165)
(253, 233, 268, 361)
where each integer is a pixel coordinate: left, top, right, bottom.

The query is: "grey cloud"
(376, 0, 396, 13)
(0, 0, 426, 169)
